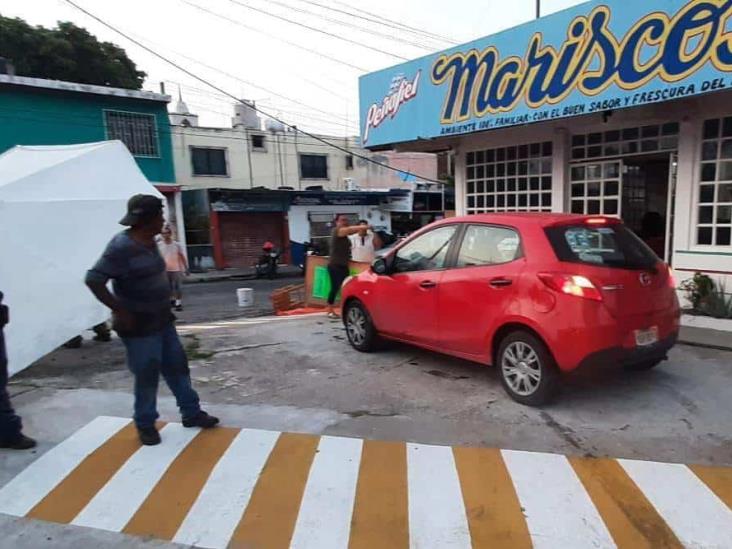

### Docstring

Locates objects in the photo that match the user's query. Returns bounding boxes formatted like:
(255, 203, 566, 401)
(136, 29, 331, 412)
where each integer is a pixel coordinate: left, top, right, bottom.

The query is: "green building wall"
(0, 84, 175, 183)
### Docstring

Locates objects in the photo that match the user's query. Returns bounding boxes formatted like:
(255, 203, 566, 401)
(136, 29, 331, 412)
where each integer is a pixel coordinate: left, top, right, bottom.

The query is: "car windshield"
(545, 223, 659, 270)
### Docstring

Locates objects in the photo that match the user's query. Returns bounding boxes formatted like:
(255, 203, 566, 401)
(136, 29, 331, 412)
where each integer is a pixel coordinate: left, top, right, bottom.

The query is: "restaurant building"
(358, 0, 732, 286)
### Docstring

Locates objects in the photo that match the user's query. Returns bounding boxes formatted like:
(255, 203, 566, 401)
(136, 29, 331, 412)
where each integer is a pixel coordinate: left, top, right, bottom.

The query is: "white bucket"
(237, 288, 254, 307)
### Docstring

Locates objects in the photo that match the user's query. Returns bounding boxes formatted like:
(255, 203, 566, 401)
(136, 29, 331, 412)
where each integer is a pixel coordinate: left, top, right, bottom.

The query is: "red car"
(341, 214, 680, 406)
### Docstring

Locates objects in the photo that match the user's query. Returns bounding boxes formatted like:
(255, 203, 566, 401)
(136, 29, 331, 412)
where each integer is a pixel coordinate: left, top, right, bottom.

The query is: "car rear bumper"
(573, 331, 678, 372)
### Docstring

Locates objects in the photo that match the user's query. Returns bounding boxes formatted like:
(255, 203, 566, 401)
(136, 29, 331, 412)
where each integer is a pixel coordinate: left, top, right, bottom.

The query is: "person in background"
(0, 291, 36, 450)
(158, 224, 189, 312)
(349, 220, 382, 264)
(327, 214, 371, 320)
(85, 195, 218, 446)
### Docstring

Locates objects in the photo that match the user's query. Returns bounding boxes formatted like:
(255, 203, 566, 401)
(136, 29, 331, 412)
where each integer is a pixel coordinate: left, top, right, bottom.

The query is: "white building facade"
(169, 99, 438, 269)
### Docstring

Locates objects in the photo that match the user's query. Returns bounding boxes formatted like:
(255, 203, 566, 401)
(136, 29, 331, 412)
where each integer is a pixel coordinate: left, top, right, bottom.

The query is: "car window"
(393, 226, 457, 273)
(456, 225, 521, 267)
(545, 224, 658, 269)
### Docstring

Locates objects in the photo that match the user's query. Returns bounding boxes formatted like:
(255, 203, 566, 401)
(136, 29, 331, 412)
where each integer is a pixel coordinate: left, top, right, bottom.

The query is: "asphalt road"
(3, 280, 732, 547)
(177, 274, 304, 324)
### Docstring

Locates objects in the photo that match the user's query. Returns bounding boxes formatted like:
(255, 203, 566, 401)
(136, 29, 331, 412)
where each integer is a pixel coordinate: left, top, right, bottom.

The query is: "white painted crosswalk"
(0, 416, 729, 548)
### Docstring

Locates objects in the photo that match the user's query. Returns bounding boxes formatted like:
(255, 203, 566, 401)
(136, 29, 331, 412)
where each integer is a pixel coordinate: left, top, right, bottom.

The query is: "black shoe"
(183, 411, 219, 429)
(0, 434, 37, 450)
(137, 426, 161, 446)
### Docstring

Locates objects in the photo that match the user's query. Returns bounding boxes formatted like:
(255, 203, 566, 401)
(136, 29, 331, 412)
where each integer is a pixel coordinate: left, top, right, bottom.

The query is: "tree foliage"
(0, 15, 146, 89)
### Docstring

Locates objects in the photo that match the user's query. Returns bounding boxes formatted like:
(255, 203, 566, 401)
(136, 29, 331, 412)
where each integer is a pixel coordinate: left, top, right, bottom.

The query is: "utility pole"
(536, 0, 541, 18)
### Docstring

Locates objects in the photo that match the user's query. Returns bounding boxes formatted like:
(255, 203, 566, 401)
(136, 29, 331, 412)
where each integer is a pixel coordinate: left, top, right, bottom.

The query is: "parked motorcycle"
(255, 241, 280, 279)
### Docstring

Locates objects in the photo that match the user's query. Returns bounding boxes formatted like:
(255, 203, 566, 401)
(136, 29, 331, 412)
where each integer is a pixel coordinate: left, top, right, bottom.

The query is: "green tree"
(0, 15, 146, 89)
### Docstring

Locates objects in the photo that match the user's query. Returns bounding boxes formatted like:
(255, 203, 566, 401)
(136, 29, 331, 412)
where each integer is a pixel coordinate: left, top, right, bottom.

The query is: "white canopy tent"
(0, 141, 163, 375)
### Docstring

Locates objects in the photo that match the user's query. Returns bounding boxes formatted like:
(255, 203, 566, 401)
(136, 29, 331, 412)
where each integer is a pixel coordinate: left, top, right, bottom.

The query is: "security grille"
(105, 110, 159, 157)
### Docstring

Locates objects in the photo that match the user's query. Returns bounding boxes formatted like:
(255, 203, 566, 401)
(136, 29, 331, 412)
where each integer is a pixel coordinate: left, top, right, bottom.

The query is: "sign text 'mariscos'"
(431, 1, 732, 124)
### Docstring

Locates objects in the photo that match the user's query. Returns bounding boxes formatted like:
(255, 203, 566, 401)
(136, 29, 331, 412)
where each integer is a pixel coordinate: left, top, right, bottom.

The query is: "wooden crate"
(270, 284, 306, 313)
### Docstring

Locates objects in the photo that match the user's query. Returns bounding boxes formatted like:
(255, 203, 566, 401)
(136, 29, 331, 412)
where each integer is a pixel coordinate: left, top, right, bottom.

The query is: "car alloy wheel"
(346, 305, 368, 347)
(501, 341, 542, 396)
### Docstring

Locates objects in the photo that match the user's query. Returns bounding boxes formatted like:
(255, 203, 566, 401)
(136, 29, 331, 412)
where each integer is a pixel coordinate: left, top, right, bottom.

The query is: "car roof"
(435, 213, 614, 228)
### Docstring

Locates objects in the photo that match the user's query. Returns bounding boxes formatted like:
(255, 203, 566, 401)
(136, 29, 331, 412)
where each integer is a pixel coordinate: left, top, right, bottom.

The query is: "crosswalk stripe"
(26, 422, 142, 524)
(348, 440, 409, 549)
(619, 459, 732, 548)
(123, 427, 239, 539)
(452, 447, 532, 549)
(407, 443, 471, 549)
(172, 428, 280, 549)
(72, 423, 199, 531)
(228, 432, 320, 549)
(689, 464, 732, 510)
(4, 416, 732, 549)
(569, 457, 683, 549)
(290, 436, 363, 549)
(0, 416, 130, 517)
(502, 449, 616, 549)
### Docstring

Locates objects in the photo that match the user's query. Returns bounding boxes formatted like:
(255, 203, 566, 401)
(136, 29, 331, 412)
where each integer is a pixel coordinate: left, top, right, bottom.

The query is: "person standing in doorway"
(327, 214, 370, 319)
(158, 224, 189, 311)
(85, 195, 218, 446)
(349, 220, 382, 264)
(0, 291, 36, 450)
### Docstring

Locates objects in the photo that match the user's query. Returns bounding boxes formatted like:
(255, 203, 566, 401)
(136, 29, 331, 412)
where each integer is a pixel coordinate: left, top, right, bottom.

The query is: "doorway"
(569, 153, 675, 262)
(622, 154, 672, 261)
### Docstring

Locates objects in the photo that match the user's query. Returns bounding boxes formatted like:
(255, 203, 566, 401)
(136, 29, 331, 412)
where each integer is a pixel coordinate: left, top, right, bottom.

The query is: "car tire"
(497, 331, 559, 406)
(624, 358, 663, 371)
(344, 301, 379, 352)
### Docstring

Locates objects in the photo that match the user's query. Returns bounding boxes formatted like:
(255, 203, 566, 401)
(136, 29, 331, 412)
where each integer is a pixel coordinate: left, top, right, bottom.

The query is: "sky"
(1, 0, 585, 136)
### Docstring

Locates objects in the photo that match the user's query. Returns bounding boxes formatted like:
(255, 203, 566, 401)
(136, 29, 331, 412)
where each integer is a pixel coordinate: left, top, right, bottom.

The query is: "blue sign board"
(359, 0, 732, 148)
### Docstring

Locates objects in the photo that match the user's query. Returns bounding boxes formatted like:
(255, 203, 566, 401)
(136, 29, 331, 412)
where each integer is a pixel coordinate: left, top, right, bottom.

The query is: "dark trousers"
(121, 323, 201, 429)
(0, 327, 22, 443)
(327, 264, 350, 305)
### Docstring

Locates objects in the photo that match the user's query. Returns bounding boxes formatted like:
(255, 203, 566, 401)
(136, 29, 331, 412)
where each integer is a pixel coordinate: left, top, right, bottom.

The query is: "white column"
(552, 127, 569, 213)
(454, 147, 466, 216)
(674, 115, 701, 254)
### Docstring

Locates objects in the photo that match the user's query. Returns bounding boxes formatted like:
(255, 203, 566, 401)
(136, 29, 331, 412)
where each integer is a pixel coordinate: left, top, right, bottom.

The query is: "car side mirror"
(372, 257, 389, 275)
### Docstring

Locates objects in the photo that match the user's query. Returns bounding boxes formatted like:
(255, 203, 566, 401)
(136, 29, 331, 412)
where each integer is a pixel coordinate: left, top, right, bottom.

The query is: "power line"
(248, 0, 437, 51)
(60, 0, 443, 183)
(127, 23, 355, 125)
(323, 0, 459, 45)
(179, 0, 367, 72)
(225, 0, 410, 61)
(168, 82, 357, 129)
(0, 109, 356, 151)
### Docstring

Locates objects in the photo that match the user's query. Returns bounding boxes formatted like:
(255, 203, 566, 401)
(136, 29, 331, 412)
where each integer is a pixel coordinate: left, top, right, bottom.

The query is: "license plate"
(635, 327, 659, 347)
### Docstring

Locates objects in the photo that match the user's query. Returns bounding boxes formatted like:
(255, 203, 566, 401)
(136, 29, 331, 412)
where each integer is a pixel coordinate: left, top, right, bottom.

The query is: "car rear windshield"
(545, 224, 659, 270)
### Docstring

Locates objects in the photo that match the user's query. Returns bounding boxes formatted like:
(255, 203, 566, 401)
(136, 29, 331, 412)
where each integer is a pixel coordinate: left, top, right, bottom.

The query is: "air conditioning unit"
(344, 178, 359, 191)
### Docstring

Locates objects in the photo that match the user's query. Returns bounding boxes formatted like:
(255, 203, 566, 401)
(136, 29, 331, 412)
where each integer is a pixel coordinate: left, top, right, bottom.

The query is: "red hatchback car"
(341, 213, 680, 406)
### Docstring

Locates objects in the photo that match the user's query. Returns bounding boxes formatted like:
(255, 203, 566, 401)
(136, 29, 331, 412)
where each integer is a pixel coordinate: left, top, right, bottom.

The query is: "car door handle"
(489, 277, 513, 288)
(419, 280, 437, 289)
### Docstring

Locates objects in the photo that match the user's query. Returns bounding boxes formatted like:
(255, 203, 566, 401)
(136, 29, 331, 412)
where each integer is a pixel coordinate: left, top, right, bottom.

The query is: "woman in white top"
(348, 220, 382, 263)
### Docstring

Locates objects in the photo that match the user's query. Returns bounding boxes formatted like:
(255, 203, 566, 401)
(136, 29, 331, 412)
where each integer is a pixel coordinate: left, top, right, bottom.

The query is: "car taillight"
(538, 273, 603, 302)
(667, 265, 677, 289)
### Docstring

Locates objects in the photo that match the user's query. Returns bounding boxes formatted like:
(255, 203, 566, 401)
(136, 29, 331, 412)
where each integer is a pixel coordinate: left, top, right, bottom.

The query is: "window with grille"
(571, 123, 679, 161)
(570, 161, 621, 216)
(300, 154, 328, 179)
(465, 141, 553, 214)
(698, 117, 732, 246)
(104, 110, 159, 157)
(191, 147, 228, 176)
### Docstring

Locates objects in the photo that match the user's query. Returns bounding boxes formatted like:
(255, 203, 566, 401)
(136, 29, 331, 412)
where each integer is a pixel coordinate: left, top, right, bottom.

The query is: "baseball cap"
(119, 194, 164, 226)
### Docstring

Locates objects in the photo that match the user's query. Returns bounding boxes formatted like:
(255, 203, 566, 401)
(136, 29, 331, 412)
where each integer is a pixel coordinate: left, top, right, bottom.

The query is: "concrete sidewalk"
(186, 265, 303, 283)
(679, 326, 732, 351)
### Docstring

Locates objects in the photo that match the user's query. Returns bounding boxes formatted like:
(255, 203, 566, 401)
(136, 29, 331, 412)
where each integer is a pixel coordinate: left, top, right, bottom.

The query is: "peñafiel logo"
(363, 71, 421, 144)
